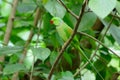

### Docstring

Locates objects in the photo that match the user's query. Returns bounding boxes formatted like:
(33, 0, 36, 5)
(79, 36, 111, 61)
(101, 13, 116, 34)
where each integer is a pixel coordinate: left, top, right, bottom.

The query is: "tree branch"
(77, 32, 120, 58)
(0, 0, 18, 69)
(57, 0, 79, 20)
(74, 12, 117, 77)
(47, 0, 87, 80)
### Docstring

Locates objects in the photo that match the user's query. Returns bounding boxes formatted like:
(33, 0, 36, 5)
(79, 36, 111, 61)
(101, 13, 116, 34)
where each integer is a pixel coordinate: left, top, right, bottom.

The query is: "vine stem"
(47, 0, 87, 80)
(29, 8, 41, 80)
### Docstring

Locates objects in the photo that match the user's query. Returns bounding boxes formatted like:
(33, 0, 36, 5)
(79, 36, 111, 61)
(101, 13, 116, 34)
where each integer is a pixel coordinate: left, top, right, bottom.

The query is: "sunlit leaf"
(116, 1, 120, 14)
(81, 69, 96, 80)
(44, 0, 66, 18)
(58, 71, 74, 80)
(78, 12, 97, 31)
(24, 50, 34, 69)
(31, 47, 51, 62)
(89, 0, 116, 18)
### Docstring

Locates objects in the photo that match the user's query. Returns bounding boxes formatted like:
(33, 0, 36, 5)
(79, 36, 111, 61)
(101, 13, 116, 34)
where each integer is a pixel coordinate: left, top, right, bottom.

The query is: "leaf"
(63, 52, 72, 67)
(50, 51, 58, 65)
(93, 59, 106, 71)
(116, 1, 120, 14)
(24, 50, 34, 69)
(78, 12, 97, 31)
(58, 71, 74, 80)
(44, 0, 66, 18)
(9, 54, 19, 64)
(102, 21, 120, 45)
(110, 25, 120, 44)
(81, 69, 96, 80)
(31, 47, 51, 62)
(17, 1, 36, 13)
(88, 0, 116, 18)
(0, 46, 23, 56)
(3, 63, 26, 75)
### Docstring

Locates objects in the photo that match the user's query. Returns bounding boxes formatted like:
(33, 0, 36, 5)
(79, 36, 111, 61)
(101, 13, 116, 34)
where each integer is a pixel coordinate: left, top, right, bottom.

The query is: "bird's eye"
(50, 20, 53, 24)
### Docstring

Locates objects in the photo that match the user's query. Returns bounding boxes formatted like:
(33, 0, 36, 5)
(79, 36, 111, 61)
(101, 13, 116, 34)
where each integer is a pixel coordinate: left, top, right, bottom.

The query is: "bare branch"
(57, 0, 79, 19)
(0, 0, 19, 68)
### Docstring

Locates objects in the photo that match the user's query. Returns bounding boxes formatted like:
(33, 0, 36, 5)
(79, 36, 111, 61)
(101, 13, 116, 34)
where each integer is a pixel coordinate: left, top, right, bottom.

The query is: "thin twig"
(57, 0, 79, 20)
(30, 8, 41, 80)
(110, 13, 120, 20)
(77, 32, 120, 58)
(47, 0, 87, 80)
(74, 12, 116, 77)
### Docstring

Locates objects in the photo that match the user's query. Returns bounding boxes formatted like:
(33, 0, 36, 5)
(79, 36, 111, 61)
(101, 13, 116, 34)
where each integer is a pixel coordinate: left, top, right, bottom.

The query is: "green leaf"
(9, 54, 19, 64)
(17, 1, 36, 13)
(0, 46, 23, 56)
(44, 0, 66, 18)
(102, 20, 120, 44)
(104, 23, 120, 45)
(78, 12, 97, 31)
(88, 0, 116, 18)
(31, 47, 51, 62)
(24, 50, 34, 69)
(63, 52, 72, 67)
(81, 69, 96, 80)
(3, 63, 26, 75)
(50, 51, 58, 65)
(116, 1, 120, 14)
(58, 71, 74, 80)
(93, 59, 106, 71)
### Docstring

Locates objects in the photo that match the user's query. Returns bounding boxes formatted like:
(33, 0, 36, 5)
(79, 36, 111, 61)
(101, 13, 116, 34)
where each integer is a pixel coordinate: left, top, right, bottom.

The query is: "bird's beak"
(50, 20, 53, 24)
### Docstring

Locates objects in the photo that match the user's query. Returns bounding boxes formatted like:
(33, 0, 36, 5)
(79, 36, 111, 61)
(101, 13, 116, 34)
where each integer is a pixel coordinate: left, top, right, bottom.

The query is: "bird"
(50, 17, 87, 61)
(50, 17, 103, 79)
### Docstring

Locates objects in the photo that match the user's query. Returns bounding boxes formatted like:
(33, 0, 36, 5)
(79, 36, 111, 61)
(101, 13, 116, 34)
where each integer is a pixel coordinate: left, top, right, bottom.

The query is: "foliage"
(0, 0, 120, 80)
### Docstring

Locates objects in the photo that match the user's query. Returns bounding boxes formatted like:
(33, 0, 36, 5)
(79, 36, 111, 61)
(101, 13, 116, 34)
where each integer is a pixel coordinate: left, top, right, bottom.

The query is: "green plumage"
(51, 17, 85, 58)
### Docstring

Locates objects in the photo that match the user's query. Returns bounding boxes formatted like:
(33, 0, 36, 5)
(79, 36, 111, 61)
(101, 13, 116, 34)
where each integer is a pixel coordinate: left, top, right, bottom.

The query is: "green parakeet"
(50, 17, 87, 60)
(50, 17, 102, 78)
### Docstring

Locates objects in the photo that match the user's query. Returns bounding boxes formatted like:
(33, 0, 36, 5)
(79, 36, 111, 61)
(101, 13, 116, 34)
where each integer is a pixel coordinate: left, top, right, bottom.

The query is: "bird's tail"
(75, 45, 104, 80)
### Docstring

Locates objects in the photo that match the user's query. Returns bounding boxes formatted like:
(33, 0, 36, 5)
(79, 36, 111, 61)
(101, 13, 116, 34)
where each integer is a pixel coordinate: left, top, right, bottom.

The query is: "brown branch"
(74, 12, 116, 77)
(47, 0, 87, 80)
(111, 72, 120, 80)
(3, 0, 18, 45)
(0, 0, 19, 69)
(57, 0, 79, 20)
(11, 7, 41, 80)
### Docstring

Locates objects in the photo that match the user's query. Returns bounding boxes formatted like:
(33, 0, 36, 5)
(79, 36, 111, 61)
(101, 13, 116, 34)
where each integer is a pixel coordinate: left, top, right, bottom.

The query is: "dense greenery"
(0, 0, 120, 80)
